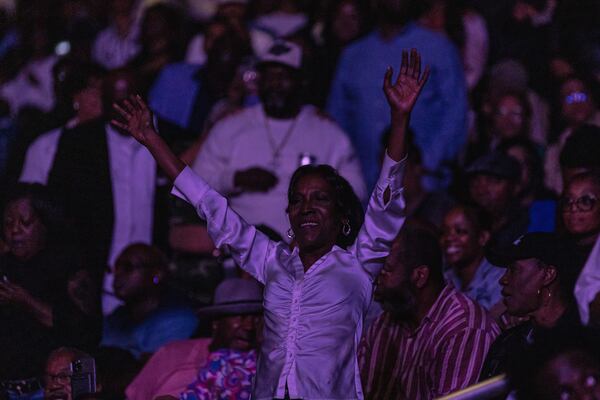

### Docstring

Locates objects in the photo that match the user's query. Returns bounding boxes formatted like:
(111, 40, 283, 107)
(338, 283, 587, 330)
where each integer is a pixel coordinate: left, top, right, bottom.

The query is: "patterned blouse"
(181, 349, 257, 400)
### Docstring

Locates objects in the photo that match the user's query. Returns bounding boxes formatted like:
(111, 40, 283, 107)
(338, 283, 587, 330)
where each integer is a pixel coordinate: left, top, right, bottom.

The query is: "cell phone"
(70, 358, 96, 399)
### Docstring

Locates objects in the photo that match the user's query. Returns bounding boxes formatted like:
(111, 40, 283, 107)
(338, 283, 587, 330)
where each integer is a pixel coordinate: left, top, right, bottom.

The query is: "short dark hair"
(452, 203, 493, 233)
(3, 183, 66, 241)
(560, 124, 600, 169)
(287, 164, 364, 248)
(398, 221, 443, 284)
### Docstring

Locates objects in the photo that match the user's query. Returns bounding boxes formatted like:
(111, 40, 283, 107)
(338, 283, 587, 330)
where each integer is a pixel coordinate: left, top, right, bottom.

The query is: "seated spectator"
(44, 347, 97, 400)
(498, 138, 557, 232)
(126, 278, 263, 400)
(466, 152, 529, 247)
(509, 328, 600, 400)
(560, 172, 600, 259)
(480, 233, 582, 380)
(441, 204, 504, 314)
(359, 224, 499, 399)
(545, 76, 600, 194)
(0, 185, 100, 395)
(101, 243, 198, 360)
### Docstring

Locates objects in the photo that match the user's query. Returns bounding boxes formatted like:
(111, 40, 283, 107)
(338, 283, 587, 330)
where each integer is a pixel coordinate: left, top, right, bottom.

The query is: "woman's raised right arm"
(111, 96, 273, 283)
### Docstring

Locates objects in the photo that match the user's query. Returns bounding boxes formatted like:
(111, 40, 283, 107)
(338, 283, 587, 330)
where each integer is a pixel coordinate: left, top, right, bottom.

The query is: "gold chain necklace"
(263, 111, 299, 168)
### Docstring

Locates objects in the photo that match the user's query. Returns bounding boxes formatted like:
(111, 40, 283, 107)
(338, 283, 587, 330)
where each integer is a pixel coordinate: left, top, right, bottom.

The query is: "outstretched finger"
(113, 102, 131, 119)
(123, 98, 136, 114)
(383, 66, 393, 92)
(400, 50, 408, 77)
(413, 51, 421, 80)
(134, 94, 148, 111)
(110, 119, 128, 131)
(409, 48, 417, 77)
(418, 65, 431, 89)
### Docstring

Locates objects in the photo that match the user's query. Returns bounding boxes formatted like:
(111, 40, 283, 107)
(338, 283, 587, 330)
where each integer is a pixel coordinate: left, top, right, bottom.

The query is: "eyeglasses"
(560, 195, 599, 212)
(44, 372, 72, 385)
(564, 91, 589, 105)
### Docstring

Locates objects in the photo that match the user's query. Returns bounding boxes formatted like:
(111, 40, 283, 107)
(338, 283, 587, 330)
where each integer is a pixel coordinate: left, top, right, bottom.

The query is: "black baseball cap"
(467, 152, 521, 181)
(487, 232, 578, 274)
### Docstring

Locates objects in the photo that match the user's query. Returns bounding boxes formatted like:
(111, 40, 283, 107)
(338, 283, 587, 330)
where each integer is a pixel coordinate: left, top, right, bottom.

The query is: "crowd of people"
(1, 0, 600, 399)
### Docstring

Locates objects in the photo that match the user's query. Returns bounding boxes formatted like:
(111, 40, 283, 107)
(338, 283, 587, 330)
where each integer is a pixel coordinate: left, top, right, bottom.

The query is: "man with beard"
(358, 223, 500, 399)
(191, 41, 366, 239)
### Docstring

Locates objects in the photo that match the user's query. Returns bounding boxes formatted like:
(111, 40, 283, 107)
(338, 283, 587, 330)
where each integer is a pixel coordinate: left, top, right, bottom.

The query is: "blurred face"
(104, 71, 136, 124)
(492, 95, 526, 140)
(561, 79, 595, 126)
(3, 198, 46, 261)
(561, 179, 600, 237)
(44, 352, 75, 400)
(112, 248, 157, 302)
(536, 350, 600, 400)
(213, 314, 262, 351)
(469, 174, 515, 216)
(217, 3, 246, 22)
(288, 174, 341, 254)
(507, 146, 533, 197)
(332, 1, 362, 44)
(441, 208, 487, 268)
(258, 64, 301, 118)
(73, 77, 103, 120)
(375, 236, 416, 317)
(499, 258, 546, 316)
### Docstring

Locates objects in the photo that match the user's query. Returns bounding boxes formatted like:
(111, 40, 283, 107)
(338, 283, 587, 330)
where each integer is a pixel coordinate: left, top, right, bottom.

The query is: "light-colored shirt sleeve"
(19, 128, 62, 184)
(353, 153, 406, 279)
(575, 235, 600, 325)
(171, 167, 273, 284)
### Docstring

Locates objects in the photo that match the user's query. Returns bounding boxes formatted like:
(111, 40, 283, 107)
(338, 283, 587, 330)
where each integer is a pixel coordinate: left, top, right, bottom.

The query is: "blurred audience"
(328, 0, 467, 190)
(0, 184, 100, 396)
(102, 243, 198, 360)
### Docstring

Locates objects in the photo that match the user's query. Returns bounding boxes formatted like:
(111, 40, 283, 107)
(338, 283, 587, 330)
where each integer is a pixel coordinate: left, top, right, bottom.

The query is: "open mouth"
(445, 245, 461, 255)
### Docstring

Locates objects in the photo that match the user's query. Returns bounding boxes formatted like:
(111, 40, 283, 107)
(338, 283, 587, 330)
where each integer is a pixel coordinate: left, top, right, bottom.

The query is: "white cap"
(258, 41, 302, 70)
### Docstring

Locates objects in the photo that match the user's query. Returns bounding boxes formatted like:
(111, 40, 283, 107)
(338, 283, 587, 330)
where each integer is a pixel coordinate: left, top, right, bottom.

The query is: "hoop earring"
(287, 228, 295, 239)
(152, 276, 160, 285)
(342, 221, 351, 236)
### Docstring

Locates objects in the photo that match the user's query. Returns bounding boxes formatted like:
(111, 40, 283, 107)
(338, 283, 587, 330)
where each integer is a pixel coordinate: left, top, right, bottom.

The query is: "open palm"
(112, 95, 154, 144)
(383, 48, 430, 115)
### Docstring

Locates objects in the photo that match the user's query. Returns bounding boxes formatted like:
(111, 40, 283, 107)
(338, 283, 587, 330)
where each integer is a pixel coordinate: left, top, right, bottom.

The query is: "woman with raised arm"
(112, 49, 429, 400)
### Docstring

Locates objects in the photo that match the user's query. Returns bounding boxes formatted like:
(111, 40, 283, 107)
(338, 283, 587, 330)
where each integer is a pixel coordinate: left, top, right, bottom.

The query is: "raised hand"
(383, 48, 430, 117)
(111, 95, 156, 145)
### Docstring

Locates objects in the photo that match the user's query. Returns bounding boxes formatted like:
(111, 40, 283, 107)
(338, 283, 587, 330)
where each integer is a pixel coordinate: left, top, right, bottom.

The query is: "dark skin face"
(288, 174, 343, 268)
(440, 207, 488, 269)
(211, 314, 262, 351)
(44, 351, 76, 400)
(374, 236, 417, 318)
(562, 178, 600, 239)
(499, 258, 547, 317)
(258, 63, 302, 119)
(3, 198, 47, 261)
(112, 246, 162, 303)
(469, 174, 515, 217)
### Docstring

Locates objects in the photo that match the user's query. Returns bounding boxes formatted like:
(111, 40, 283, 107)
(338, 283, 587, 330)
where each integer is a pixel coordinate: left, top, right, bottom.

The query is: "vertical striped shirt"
(359, 285, 500, 399)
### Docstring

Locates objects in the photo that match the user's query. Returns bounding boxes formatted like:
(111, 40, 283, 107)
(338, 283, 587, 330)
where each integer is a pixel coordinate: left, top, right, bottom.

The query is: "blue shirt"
(444, 258, 505, 310)
(327, 24, 468, 190)
(102, 300, 199, 359)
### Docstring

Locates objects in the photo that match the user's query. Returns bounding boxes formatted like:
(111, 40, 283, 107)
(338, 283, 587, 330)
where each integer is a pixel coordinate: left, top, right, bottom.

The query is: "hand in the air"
(234, 167, 279, 192)
(0, 279, 33, 306)
(383, 48, 430, 116)
(111, 95, 156, 145)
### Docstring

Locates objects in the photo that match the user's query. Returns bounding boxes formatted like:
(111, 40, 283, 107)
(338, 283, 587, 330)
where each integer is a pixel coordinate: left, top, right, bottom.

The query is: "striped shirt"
(359, 285, 500, 399)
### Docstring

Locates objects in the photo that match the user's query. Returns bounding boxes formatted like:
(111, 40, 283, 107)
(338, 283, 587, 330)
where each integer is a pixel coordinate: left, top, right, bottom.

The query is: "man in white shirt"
(193, 41, 366, 239)
(19, 69, 156, 315)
